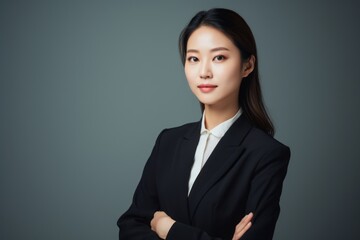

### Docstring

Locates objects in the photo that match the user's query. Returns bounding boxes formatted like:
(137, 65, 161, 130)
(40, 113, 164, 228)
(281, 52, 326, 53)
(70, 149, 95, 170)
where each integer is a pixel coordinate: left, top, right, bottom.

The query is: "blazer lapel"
(187, 115, 253, 220)
(168, 122, 200, 224)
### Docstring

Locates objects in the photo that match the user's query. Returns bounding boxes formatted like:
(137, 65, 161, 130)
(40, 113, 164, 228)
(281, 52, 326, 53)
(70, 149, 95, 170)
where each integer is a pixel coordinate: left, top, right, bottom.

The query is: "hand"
(232, 212, 253, 240)
(150, 211, 176, 239)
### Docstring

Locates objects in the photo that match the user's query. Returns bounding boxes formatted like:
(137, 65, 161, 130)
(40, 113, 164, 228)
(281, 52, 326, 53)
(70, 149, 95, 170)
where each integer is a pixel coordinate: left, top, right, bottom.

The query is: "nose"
(199, 60, 213, 79)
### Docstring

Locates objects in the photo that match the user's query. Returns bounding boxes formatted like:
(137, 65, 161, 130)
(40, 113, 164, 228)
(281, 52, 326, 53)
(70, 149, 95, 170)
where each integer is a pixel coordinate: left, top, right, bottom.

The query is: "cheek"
(219, 63, 242, 87)
(184, 68, 199, 97)
(184, 67, 197, 86)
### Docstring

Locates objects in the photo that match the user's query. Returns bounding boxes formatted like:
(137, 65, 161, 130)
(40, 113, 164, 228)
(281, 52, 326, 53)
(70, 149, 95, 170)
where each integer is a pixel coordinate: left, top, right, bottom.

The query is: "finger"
(233, 213, 253, 240)
(154, 211, 166, 218)
(236, 212, 252, 227)
(151, 211, 163, 230)
(150, 218, 155, 231)
(234, 222, 252, 240)
(235, 212, 253, 231)
(233, 222, 251, 240)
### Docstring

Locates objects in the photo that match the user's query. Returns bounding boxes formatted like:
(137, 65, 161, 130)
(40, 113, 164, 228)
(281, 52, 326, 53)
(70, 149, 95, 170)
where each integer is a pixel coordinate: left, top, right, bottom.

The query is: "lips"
(197, 84, 218, 93)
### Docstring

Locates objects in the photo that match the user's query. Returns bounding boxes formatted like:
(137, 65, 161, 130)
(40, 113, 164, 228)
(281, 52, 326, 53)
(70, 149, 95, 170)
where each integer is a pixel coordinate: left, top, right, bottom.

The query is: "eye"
(213, 55, 226, 62)
(187, 56, 199, 63)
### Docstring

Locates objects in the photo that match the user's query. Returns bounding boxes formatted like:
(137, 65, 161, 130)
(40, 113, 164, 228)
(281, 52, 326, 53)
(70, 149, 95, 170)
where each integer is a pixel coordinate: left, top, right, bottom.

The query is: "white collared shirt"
(188, 109, 242, 195)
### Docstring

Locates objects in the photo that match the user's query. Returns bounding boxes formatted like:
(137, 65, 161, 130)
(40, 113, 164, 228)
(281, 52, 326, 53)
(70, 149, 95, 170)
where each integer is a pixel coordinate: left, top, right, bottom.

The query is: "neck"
(204, 104, 239, 130)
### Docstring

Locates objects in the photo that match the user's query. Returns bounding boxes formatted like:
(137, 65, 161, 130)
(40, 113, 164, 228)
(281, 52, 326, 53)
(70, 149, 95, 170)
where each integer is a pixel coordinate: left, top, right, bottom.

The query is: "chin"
(198, 100, 219, 107)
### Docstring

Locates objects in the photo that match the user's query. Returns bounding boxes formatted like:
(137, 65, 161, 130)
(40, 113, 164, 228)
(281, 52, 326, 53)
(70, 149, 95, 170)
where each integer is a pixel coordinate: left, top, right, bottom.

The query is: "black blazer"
(118, 115, 290, 240)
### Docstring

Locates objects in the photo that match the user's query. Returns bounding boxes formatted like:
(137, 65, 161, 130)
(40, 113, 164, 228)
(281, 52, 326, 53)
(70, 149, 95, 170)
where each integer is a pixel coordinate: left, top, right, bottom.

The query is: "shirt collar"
(200, 109, 242, 138)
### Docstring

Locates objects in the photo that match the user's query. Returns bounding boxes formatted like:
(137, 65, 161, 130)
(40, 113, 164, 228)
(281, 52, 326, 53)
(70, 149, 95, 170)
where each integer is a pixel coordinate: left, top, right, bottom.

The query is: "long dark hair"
(179, 8, 274, 136)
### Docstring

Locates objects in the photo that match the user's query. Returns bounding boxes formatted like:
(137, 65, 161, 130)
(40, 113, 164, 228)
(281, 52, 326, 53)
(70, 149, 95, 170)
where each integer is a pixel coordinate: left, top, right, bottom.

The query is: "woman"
(118, 8, 290, 240)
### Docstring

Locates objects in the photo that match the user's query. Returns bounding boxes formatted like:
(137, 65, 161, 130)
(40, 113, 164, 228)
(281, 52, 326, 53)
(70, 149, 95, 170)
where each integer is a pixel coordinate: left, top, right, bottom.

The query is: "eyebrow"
(186, 47, 230, 53)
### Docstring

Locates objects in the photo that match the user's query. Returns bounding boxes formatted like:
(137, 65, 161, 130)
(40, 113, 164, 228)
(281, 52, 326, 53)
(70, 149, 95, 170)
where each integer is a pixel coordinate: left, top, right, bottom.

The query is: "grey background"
(1, 0, 360, 239)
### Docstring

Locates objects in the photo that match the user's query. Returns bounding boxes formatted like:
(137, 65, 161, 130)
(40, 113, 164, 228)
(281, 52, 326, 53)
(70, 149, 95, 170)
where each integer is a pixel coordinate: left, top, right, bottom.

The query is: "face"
(185, 26, 252, 110)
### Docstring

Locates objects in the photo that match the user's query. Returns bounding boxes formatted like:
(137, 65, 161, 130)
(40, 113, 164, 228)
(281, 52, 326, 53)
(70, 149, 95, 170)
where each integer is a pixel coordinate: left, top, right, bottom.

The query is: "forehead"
(187, 26, 236, 50)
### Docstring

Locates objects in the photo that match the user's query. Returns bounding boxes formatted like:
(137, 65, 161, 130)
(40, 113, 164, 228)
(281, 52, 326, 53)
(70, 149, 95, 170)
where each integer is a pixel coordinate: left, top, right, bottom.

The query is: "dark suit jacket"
(117, 114, 290, 240)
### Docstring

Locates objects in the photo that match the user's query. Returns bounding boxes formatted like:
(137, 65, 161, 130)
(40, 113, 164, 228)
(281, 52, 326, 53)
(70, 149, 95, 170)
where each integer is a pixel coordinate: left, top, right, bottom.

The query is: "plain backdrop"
(1, 0, 360, 239)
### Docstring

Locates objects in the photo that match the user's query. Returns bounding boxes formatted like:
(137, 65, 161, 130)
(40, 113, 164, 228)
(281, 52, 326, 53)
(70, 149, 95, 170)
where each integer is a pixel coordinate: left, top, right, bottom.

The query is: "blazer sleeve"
(241, 144, 290, 240)
(166, 144, 290, 240)
(117, 130, 166, 240)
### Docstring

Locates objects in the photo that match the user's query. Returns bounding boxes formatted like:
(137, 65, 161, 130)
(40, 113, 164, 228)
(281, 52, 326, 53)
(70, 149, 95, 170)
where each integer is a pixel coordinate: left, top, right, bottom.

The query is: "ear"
(241, 55, 256, 78)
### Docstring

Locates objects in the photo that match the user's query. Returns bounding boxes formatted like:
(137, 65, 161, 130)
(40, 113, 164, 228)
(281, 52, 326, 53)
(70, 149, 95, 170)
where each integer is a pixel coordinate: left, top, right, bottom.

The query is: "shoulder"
(150, 121, 200, 157)
(248, 126, 289, 150)
(157, 121, 200, 141)
(244, 125, 291, 163)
